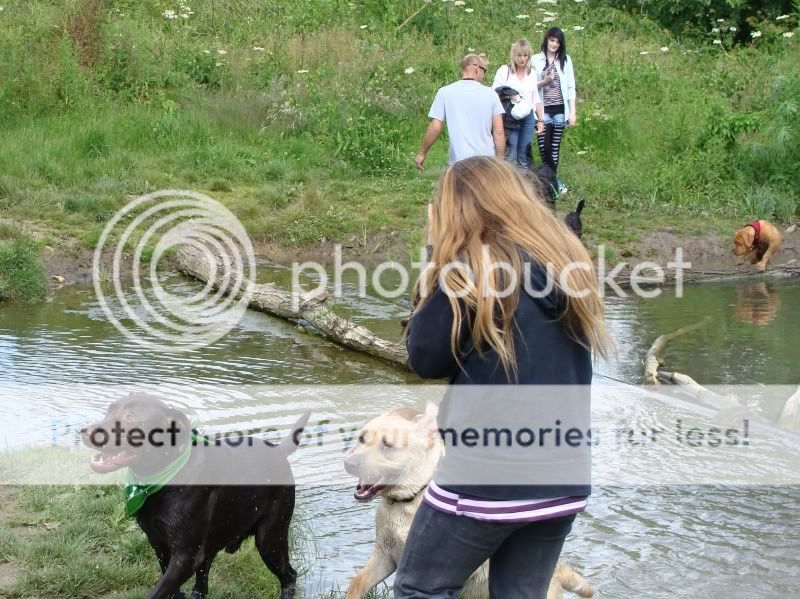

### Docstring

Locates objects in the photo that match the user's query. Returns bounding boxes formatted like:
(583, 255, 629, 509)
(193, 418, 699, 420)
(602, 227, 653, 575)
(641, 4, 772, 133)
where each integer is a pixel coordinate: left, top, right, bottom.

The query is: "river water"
(1, 270, 798, 597)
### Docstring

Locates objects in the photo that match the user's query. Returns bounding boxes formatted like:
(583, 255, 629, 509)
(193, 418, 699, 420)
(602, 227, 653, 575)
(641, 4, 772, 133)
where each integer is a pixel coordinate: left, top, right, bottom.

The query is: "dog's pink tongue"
(354, 483, 378, 502)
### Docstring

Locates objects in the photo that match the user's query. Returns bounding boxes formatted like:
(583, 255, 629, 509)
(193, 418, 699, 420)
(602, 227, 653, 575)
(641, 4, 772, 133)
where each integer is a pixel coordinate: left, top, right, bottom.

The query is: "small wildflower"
(468, 47, 475, 51)
(660, 46, 669, 52)
(360, 24, 368, 29)
(297, 69, 309, 74)
(717, 18, 724, 22)
(543, 16, 556, 22)
(574, 0, 586, 3)
(573, 25, 584, 31)
(712, 39, 722, 45)
(776, 14, 790, 21)
(454, 0, 465, 4)
(751, 31, 762, 38)
(712, 28, 720, 33)
(535, 22, 544, 27)
(215, 62, 222, 67)
(729, 27, 737, 32)
(217, 49, 227, 55)
(784, 32, 795, 38)
(517, 14, 529, 19)
(203, 49, 211, 54)
(404, 67, 415, 74)
(576, 150, 587, 155)
(253, 47, 265, 51)
(639, 51, 649, 55)
(464, 7, 474, 12)
(163, 9, 177, 19)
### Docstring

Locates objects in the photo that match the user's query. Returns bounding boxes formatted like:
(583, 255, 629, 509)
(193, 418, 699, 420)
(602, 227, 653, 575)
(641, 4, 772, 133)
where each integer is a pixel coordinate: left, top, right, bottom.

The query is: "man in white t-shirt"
(415, 55, 506, 169)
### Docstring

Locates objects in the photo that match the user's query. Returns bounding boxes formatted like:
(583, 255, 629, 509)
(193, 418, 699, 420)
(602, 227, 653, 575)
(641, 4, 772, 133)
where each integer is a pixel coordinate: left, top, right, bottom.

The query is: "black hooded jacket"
(405, 259, 592, 500)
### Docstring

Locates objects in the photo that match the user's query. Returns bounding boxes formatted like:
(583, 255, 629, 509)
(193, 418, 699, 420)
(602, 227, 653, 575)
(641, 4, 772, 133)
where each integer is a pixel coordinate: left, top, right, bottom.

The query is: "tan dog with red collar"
(343, 406, 594, 599)
(733, 220, 783, 272)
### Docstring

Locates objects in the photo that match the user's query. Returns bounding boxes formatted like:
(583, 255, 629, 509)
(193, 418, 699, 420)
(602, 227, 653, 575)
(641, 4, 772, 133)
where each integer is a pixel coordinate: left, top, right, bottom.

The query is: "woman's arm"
(405, 286, 464, 379)
(565, 57, 577, 126)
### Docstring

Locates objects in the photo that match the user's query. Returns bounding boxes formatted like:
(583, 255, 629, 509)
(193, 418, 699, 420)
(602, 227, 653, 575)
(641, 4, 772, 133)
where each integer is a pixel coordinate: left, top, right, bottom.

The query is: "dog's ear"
(414, 402, 440, 449)
(163, 408, 192, 448)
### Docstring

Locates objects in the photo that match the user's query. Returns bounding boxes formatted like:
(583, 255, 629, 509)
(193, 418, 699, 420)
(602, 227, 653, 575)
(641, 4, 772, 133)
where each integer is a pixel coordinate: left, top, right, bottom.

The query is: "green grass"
(0, 484, 286, 598)
(0, 0, 797, 283)
(0, 224, 46, 303)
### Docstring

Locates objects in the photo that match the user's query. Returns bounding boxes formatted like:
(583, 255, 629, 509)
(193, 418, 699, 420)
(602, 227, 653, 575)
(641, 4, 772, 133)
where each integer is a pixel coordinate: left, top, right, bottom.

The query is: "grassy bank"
(0, 483, 391, 599)
(0, 0, 798, 286)
(0, 485, 282, 598)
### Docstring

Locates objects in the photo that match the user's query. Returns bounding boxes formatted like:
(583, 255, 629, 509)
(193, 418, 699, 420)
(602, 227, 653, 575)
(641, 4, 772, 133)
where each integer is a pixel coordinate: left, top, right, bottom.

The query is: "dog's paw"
(756, 262, 767, 272)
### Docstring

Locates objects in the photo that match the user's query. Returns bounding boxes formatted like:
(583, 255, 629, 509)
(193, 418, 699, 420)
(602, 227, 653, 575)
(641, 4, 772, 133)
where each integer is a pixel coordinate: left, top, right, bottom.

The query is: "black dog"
(564, 199, 586, 239)
(527, 164, 558, 211)
(83, 393, 308, 599)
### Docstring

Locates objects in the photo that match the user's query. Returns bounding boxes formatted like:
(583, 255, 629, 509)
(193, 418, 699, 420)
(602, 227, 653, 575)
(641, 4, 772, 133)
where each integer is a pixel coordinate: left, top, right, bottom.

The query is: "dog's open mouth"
(90, 450, 137, 473)
(354, 481, 385, 502)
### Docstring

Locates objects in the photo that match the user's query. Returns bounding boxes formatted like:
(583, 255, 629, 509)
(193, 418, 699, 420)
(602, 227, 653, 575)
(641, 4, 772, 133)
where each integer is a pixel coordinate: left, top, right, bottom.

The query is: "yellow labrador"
(343, 406, 593, 599)
(733, 219, 783, 272)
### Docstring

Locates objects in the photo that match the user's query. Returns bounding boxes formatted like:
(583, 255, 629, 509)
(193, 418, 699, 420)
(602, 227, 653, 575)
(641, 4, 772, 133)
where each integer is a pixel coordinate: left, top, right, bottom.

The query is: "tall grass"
(0, 0, 797, 256)
(0, 225, 46, 303)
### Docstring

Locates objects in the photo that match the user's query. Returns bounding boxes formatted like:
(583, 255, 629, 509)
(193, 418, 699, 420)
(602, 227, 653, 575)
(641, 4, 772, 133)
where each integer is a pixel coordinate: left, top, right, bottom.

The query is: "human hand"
(568, 113, 577, 127)
(415, 152, 426, 170)
(537, 120, 545, 134)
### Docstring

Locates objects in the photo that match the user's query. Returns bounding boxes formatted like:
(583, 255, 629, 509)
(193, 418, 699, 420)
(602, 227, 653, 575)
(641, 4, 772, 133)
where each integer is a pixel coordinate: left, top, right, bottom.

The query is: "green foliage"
(0, 234, 46, 303)
(0, 0, 797, 255)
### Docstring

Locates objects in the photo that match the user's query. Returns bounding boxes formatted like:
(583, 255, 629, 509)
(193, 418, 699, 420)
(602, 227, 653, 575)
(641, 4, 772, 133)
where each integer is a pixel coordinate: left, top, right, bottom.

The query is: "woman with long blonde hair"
(395, 156, 612, 598)
(492, 39, 545, 168)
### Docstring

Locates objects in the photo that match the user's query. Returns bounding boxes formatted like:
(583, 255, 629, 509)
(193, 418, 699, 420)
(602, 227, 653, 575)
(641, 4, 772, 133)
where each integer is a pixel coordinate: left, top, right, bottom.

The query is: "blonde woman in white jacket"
(491, 39, 545, 168)
(532, 27, 576, 194)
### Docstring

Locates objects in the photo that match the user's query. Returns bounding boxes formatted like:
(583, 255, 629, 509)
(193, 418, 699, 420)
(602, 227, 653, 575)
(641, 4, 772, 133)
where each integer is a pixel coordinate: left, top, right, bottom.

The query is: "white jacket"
(531, 52, 576, 118)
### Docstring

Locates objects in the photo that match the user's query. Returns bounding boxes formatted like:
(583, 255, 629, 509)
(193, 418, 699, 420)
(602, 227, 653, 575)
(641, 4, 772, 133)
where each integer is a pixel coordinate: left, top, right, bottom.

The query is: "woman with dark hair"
(533, 27, 576, 194)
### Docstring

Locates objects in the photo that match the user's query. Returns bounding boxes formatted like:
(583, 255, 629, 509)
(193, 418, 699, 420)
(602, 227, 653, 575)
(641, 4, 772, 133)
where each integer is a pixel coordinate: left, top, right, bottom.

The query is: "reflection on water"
(735, 282, 782, 327)
(1, 272, 799, 597)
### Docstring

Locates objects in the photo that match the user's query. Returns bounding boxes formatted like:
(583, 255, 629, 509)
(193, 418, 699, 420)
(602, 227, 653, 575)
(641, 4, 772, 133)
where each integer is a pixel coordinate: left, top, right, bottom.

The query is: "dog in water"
(82, 393, 307, 599)
(733, 219, 783, 272)
(343, 406, 594, 599)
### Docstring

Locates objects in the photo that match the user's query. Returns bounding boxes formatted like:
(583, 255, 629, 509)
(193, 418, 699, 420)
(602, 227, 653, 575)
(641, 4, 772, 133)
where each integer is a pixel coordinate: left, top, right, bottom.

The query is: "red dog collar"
(745, 220, 762, 248)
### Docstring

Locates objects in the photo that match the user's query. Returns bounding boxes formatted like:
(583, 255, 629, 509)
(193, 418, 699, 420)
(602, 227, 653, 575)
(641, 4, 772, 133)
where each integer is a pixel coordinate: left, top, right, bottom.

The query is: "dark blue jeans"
(505, 111, 536, 168)
(394, 502, 575, 598)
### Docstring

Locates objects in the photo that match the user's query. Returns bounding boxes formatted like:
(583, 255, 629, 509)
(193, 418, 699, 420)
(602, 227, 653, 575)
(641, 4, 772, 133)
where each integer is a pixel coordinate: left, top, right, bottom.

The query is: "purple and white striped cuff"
(423, 481, 588, 524)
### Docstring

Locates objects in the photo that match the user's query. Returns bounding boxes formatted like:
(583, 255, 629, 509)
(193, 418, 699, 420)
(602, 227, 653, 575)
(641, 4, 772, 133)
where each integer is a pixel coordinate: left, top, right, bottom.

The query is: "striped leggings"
(537, 113, 566, 173)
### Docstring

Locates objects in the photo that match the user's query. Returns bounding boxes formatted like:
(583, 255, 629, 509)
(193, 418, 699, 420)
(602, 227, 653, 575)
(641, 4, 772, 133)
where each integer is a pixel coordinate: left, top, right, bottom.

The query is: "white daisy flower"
(543, 16, 556, 22)
(464, 7, 474, 12)
(468, 47, 475, 51)
(712, 39, 722, 45)
(253, 47, 265, 51)
(454, 0, 465, 5)
(717, 18, 724, 22)
(163, 9, 177, 19)
(576, 150, 587, 155)
(360, 24, 368, 29)
(712, 27, 720, 33)
(404, 67, 415, 74)
(639, 50, 650, 55)
(297, 69, 309, 74)
(729, 27, 737, 32)
(217, 49, 227, 55)
(784, 32, 795, 38)
(573, 25, 584, 31)
(517, 14, 530, 19)
(751, 31, 762, 38)
(203, 49, 211, 54)
(776, 15, 790, 21)
(660, 46, 669, 52)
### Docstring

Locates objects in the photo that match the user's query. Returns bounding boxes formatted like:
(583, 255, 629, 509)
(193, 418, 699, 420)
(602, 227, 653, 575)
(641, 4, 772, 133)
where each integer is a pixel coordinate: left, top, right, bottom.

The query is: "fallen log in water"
(175, 244, 409, 367)
(643, 316, 712, 385)
(611, 262, 800, 289)
(656, 370, 740, 412)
